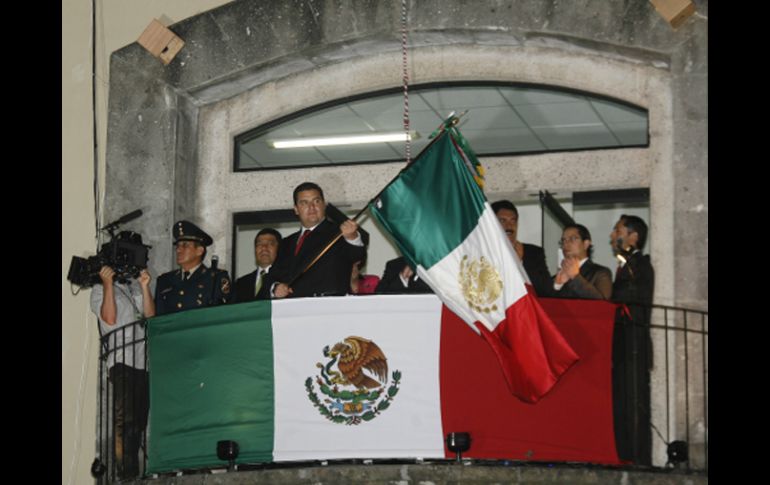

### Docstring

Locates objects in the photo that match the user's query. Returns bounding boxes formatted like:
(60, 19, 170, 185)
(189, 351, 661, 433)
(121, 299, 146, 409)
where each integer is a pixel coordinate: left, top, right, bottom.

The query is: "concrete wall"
(103, 0, 707, 311)
(206, 42, 664, 281)
(62, 3, 232, 484)
(131, 462, 707, 485)
(62, 3, 99, 484)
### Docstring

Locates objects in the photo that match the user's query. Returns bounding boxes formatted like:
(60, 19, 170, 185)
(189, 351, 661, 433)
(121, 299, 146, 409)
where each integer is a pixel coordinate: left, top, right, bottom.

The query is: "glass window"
(235, 83, 648, 171)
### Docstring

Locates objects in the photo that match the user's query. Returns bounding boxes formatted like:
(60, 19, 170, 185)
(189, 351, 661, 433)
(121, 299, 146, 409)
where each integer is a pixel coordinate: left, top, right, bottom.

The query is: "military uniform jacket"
(155, 265, 232, 315)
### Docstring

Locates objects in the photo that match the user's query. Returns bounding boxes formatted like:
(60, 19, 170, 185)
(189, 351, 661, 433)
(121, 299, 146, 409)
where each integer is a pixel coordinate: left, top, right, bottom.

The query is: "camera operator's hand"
(138, 269, 156, 318)
(97, 266, 117, 325)
(98, 266, 115, 287)
(138, 269, 152, 289)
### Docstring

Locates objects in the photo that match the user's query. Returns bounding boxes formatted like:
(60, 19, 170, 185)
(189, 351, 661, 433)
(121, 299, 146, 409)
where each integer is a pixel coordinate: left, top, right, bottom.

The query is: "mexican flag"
(369, 129, 579, 403)
(147, 296, 620, 473)
(148, 296, 445, 472)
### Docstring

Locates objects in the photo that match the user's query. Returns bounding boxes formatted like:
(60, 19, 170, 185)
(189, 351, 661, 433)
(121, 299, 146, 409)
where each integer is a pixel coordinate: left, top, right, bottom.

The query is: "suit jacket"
(522, 243, 554, 297)
(553, 259, 613, 300)
(612, 251, 655, 356)
(268, 219, 366, 298)
(612, 251, 654, 307)
(234, 267, 272, 303)
(610, 250, 655, 466)
(155, 265, 232, 316)
(375, 257, 434, 294)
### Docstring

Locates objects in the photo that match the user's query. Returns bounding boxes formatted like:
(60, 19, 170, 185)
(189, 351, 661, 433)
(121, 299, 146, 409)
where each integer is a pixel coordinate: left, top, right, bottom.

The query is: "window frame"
(233, 81, 650, 172)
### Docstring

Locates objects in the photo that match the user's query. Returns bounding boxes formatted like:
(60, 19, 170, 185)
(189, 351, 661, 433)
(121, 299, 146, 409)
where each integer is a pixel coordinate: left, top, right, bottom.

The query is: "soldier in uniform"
(155, 220, 232, 315)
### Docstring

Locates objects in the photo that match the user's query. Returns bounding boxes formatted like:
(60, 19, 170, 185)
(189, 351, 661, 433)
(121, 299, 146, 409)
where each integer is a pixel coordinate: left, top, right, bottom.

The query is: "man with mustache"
(234, 227, 282, 302)
(155, 220, 232, 315)
(491, 200, 553, 297)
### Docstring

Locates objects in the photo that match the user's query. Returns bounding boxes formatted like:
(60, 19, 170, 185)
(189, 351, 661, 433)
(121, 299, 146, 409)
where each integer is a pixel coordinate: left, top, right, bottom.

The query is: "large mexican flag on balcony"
(147, 296, 620, 474)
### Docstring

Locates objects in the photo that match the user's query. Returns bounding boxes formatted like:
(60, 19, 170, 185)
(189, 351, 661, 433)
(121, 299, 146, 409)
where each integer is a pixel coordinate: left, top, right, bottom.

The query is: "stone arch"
(105, 21, 675, 310)
(185, 37, 673, 306)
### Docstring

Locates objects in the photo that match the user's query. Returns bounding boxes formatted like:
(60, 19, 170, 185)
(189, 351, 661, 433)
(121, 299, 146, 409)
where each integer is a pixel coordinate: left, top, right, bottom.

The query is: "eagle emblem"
(458, 255, 503, 313)
(306, 336, 401, 425)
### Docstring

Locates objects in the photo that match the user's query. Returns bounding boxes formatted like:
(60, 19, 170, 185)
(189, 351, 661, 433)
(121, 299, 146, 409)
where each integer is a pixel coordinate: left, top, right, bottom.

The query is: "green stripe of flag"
(370, 132, 487, 270)
(147, 301, 275, 473)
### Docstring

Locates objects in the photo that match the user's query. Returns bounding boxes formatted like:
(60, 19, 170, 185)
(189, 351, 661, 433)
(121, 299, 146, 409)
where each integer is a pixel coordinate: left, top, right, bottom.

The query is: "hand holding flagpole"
(285, 113, 469, 289)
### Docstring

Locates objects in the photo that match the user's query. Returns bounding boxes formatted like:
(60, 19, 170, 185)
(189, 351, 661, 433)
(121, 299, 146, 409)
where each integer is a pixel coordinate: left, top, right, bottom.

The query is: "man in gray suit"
(552, 223, 612, 300)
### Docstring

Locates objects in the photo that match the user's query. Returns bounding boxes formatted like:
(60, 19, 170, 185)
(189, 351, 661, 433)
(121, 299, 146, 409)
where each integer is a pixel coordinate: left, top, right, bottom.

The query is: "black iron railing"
(94, 319, 148, 484)
(647, 303, 708, 471)
(93, 303, 707, 482)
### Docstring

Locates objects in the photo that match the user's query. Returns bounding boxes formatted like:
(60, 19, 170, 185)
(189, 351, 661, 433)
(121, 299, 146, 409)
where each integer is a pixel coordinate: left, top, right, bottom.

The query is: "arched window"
(235, 82, 648, 171)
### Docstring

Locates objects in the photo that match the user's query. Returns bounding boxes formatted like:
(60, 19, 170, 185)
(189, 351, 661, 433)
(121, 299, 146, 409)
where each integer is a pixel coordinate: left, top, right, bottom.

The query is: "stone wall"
(128, 462, 707, 484)
(103, 0, 707, 471)
(105, 0, 706, 311)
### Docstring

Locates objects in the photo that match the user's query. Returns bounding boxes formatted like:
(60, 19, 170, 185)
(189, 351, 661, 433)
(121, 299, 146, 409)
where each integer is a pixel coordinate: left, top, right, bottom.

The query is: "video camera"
(66, 210, 151, 288)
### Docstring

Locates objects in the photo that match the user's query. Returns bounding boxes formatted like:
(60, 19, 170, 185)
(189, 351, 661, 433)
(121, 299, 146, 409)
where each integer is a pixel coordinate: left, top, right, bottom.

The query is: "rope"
(400, 0, 411, 164)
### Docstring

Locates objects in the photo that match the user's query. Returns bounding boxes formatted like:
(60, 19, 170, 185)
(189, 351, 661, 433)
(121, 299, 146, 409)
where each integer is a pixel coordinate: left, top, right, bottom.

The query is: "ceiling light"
(270, 132, 418, 149)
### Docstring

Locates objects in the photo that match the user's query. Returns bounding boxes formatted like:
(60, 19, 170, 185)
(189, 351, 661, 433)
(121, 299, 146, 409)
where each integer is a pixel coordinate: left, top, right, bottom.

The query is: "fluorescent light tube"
(270, 132, 416, 149)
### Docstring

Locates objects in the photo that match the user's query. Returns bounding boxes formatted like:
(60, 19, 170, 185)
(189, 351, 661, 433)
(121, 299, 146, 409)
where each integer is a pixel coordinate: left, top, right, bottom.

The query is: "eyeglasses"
(558, 235, 582, 247)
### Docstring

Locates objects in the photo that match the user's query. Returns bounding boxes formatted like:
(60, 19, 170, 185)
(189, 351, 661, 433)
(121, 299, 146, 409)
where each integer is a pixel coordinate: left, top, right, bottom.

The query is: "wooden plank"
(650, 0, 696, 29)
(137, 19, 185, 65)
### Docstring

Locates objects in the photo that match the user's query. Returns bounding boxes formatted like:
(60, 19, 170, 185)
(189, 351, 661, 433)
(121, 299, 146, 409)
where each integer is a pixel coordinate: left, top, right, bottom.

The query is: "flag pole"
(286, 114, 465, 287)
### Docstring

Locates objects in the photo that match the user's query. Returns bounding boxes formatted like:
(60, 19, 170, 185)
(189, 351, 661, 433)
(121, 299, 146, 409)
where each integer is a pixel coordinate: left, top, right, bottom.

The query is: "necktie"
(255, 269, 266, 296)
(183, 271, 190, 281)
(295, 229, 312, 255)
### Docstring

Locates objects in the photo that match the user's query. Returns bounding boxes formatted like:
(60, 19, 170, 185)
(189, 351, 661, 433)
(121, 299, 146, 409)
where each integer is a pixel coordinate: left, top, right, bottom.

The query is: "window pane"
(235, 84, 648, 171)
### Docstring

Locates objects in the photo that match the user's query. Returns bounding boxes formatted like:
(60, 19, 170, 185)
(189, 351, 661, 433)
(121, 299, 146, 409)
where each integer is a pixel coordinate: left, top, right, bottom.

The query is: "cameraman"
(89, 251, 155, 479)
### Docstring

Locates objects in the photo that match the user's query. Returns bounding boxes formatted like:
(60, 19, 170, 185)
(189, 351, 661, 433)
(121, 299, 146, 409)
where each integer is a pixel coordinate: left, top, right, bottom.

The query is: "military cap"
(173, 220, 213, 246)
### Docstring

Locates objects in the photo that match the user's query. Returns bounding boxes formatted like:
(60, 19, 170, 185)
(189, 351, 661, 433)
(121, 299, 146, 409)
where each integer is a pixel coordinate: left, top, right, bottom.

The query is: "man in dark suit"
(611, 215, 655, 306)
(155, 220, 232, 315)
(375, 256, 433, 294)
(234, 228, 282, 302)
(270, 182, 366, 298)
(552, 223, 612, 300)
(491, 200, 553, 297)
(609, 214, 655, 467)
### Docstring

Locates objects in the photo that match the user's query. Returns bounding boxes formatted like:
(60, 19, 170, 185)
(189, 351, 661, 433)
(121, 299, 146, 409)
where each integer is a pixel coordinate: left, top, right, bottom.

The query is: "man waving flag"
(369, 124, 579, 403)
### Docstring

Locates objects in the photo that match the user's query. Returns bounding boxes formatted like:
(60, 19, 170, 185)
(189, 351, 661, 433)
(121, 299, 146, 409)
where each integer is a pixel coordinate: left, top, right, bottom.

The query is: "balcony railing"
(95, 320, 149, 483)
(648, 304, 708, 471)
(92, 301, 707, 483)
